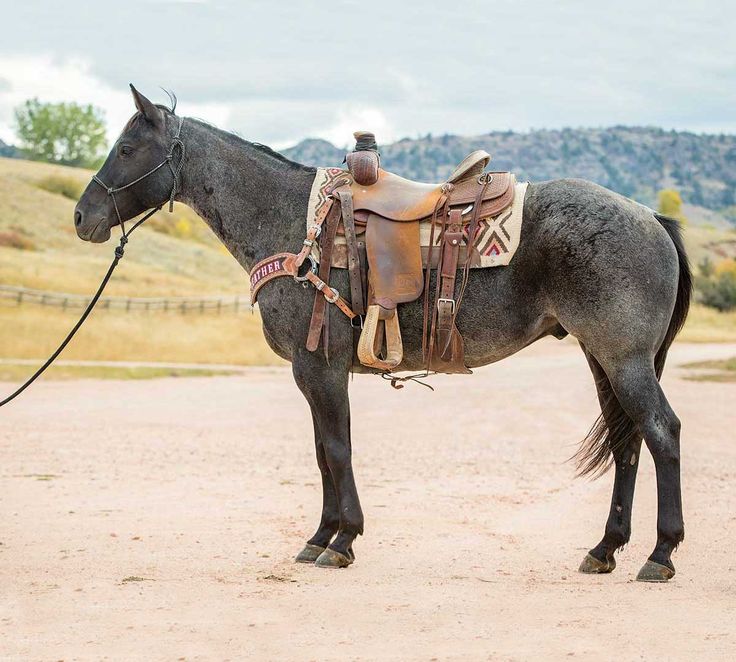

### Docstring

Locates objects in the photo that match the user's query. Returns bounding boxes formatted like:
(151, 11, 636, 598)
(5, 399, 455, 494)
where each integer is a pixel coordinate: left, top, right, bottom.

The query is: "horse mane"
(120, 91, 312, 172)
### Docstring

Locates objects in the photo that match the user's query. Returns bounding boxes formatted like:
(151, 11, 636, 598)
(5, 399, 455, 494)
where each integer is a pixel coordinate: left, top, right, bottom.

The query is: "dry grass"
(0, 157, 281, 366)
(681, 356, 736, 382)
(0, 364, 237, 382)
(682, 223, 736, 267)
(0, 157, 245, 297)
(679, 303, 736, 343)
(0, 305, 284, 366)
(36, 174, 86, 200)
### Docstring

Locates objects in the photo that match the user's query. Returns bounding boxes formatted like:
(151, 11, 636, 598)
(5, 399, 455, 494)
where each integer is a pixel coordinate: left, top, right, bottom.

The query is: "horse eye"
(120, 145, 134, 156)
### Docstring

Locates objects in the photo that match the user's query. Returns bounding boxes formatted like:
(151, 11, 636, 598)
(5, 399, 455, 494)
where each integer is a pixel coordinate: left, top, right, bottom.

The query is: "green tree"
(657, 188, 688, 224)
(14, 99, 107, 167)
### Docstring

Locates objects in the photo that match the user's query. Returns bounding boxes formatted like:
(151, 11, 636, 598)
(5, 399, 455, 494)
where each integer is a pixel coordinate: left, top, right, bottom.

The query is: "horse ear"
(130, 84, 163, 129)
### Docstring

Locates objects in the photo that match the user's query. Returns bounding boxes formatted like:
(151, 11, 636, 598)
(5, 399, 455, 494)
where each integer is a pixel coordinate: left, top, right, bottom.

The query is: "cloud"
(0, 55, 230, 145)
(1, 1, 735, 146)
(0, 55, 128, 144)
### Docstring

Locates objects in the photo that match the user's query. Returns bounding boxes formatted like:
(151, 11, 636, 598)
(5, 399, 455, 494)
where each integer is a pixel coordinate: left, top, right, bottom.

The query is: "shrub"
(657, 188, 688, 225)
(148, 214, 199, 241)
(0, 231, 37, 250)
(37, 175, 85, 201)
(714, 258, 736, 278)
(173, 217, 194, 239)
(696, 258, 736, 312)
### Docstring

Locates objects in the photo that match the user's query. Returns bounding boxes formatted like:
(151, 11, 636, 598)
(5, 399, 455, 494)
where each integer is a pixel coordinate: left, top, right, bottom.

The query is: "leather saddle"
(310, 132, 516, 375)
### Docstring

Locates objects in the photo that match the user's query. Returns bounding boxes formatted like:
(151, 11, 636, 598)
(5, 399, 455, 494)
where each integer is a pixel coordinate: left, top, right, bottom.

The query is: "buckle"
(325, 287, 340, 304)
(351, 315, 364, 329)
(437, 297, 456, 314)
(293, 255, 317, 283)
(478, 173, 494, 185)
(307, 224, 322, 239)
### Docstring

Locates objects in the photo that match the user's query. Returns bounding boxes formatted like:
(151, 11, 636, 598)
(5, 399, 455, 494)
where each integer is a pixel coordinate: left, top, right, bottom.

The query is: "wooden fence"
(0, 285, 251, 314)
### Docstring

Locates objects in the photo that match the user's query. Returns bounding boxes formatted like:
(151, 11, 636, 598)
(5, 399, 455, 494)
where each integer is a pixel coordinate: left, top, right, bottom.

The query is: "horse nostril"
(75, 210, 83, 227)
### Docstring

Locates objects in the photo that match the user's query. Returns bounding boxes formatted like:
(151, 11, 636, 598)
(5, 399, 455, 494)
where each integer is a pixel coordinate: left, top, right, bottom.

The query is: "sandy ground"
(1, 339, 735, 661)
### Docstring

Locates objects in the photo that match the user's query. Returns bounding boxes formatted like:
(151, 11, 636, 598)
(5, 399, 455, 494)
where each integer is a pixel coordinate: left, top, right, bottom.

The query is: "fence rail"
(0, 285, 251, 314)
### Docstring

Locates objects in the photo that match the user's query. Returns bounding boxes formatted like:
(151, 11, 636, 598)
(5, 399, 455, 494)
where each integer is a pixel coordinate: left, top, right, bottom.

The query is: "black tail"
(574, 213, 692, 477)
(651, 214, 692, 378)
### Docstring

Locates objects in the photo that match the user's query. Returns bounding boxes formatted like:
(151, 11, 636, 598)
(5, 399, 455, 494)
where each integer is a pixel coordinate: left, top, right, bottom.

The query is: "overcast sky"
(1, 0, 734, 149)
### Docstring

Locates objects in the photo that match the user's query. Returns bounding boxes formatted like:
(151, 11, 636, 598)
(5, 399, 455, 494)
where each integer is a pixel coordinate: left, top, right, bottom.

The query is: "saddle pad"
(306, 168, 528, 269)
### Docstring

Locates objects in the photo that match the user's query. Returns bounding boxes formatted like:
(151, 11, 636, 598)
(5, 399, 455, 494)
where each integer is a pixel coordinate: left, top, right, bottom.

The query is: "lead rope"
(0, 117, 185, 409)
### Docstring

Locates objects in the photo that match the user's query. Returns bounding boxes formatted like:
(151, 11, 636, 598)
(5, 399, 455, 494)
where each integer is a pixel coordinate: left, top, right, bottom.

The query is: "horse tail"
(651, 213, 692, 378)
(574, 212, 692, 477)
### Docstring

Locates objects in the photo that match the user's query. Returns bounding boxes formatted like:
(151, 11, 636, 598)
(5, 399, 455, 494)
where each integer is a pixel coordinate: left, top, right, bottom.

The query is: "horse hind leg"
(595, 352, 684, 582)
(578, 346, 642, 575)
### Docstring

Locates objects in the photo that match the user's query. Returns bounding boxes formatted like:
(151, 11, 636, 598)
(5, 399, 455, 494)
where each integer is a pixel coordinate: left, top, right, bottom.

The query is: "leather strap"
(454, 177, 490, 314)
(337, 188, 365, 316)
(421, 193, 448, 360)
(436, 209, 463, 359)
(249, 251, 355, 320)
(306, 201, 341, 354)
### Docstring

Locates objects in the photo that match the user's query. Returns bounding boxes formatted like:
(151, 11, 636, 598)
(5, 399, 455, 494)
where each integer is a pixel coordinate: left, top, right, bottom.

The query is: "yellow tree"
(657, 189, 688, 224)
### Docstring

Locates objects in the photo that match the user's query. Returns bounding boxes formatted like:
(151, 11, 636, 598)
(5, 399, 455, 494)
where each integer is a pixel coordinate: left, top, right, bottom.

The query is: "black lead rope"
(0, 208, 160, 408)
(1, 116, 186, 409)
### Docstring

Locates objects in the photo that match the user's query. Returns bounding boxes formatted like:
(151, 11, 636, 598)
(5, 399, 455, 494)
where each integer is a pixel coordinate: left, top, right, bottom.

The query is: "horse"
(74, 86, 691, 582)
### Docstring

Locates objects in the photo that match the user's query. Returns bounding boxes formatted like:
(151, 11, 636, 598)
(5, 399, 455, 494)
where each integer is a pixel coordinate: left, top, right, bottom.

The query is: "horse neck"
(175, 117, 316, 271)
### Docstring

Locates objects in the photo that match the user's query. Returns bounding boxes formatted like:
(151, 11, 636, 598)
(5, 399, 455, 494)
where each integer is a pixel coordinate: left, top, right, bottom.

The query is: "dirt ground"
(2, 339, 735, 661)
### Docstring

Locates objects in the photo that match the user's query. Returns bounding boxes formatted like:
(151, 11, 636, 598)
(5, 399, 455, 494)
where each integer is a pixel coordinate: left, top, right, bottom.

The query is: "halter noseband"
(92, 115, 185, 238)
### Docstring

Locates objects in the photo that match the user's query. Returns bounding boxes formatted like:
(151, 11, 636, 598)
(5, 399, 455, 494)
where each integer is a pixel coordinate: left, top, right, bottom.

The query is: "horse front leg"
(292, 351, 364, 568)
(294, 413, 340, 563)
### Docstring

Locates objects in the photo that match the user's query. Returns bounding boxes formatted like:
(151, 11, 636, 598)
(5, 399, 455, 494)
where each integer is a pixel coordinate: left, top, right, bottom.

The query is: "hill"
(0, 138, 19, 158)
(0, 156, 277, 367)
(0, 156, 245, 296)
(283, 127, 736, 226)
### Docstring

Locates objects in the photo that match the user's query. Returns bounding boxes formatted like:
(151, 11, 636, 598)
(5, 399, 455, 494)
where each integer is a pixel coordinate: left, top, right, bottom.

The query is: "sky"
(0, 0, 734, 149)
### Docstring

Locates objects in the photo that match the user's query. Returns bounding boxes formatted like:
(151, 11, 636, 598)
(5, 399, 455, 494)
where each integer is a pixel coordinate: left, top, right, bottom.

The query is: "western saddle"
(250, 131, 516, 376)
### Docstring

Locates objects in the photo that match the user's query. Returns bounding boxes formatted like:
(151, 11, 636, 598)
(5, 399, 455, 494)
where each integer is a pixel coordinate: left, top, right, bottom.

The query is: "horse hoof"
(578, 553, 616, 574)
(314, 547, 353, 569)
(636, 560, 675, 582)
(295, 543, 325, 564)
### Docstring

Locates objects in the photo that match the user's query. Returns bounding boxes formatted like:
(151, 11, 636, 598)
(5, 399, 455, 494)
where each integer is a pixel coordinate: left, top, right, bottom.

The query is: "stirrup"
(357, 304, 403, 371)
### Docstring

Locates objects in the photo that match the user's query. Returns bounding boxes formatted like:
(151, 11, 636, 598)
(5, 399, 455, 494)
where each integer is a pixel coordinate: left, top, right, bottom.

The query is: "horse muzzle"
(74, 205, 112, 243)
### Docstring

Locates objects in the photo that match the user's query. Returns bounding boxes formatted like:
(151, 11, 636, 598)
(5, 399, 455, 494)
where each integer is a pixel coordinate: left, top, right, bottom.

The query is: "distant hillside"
(0, 138, 19, 158)
(283, 127, 736, 221)
(0, 156, 246, 296)
(0, 156, 281, 366)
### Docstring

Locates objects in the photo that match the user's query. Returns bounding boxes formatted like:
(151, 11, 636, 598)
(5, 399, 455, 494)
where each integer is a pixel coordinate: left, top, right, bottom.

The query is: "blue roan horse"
(74, 87, 691, 582)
